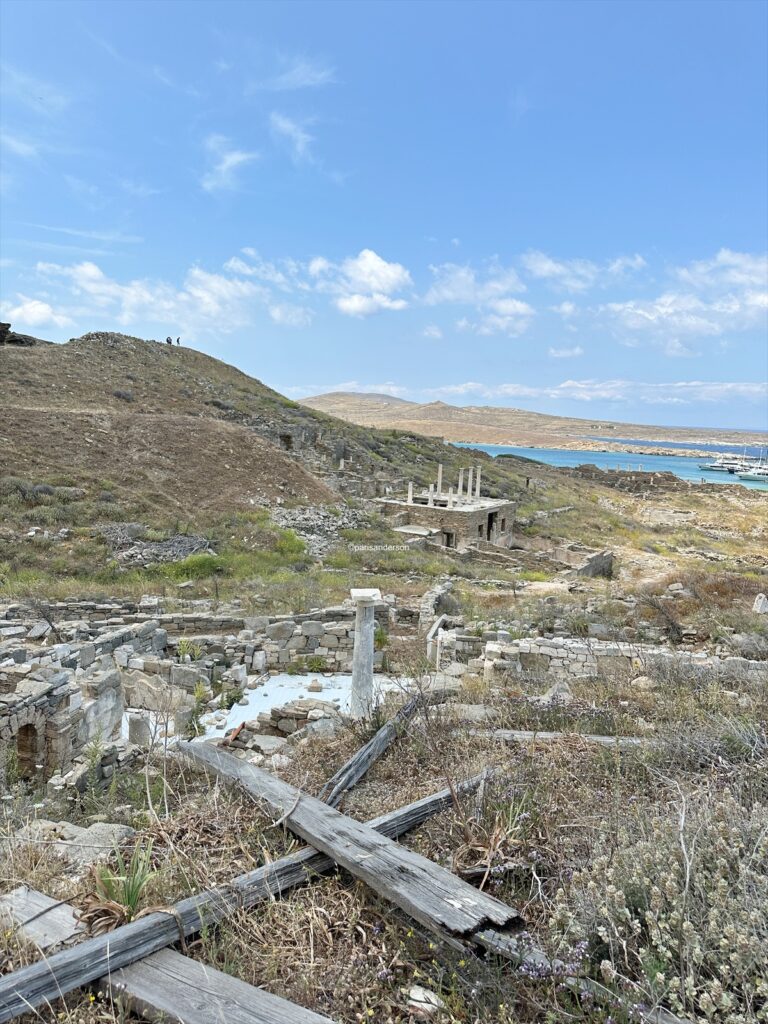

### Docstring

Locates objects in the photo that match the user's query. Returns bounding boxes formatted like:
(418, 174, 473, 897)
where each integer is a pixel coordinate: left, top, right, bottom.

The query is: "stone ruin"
(1, 593, 398, 791)
(377, 463, 517, 552)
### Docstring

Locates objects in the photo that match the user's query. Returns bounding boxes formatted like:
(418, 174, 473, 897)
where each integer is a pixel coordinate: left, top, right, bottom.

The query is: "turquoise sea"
(452, 443, 768, 492)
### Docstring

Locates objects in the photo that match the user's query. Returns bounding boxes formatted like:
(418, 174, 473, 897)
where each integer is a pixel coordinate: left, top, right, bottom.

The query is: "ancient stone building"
(376, 463, 516, 551)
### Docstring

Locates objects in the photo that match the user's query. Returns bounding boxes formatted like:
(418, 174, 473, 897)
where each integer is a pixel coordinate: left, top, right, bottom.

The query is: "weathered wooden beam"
(0, 767, 488, 1021)
(1, 888, 335, 1023)
(182, 744, 693, 1024)
(180, 740, 522, 941)
(466, 728, 648, 750)
(319, 693, 422, 807)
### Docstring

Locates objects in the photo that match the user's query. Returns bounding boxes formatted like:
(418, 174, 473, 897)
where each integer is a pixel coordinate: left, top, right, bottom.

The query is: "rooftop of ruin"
(376, 462, 514, 513)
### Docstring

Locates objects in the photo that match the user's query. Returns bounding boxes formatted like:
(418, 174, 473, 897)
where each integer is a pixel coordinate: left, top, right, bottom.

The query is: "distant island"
(300, 392, 768, 457)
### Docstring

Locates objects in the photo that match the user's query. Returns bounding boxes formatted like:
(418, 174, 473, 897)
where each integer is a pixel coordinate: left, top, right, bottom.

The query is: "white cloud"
(425, 261, 531, 335)
(425, 379, 768, 406)
(663, 338, 700, 358)
(308, 256, 332, 277)
(599, 249, 767, 355)
(34, 260, 264, 334)
(423, 324, 443, 339)
(425, 261, 525, 305)
(28, 224, 143, 244)
(1, 133, 39, 158)
(269, 113, 314, 163)
(335, 293, 407, 316)
(258, 57, 335, 91)
(341, 249, 412, 295)
(0, 65, 69, 116)
(607, 254, 647, 275)
(119, 179, 161, 198)
(603, 290, 761, 337)
(548, 345, 584, 358)
(201, 134, 258, 192)
(269, 303, 313, 327)
(224, 252, 292, 287)
(675, 248, 768, 291)
(521, 250, 600, 292)
(521, 250, 647, 292)
(308, 248, 412, 317)
(1, 295, 72, 329)
(552, 301, 577, 317)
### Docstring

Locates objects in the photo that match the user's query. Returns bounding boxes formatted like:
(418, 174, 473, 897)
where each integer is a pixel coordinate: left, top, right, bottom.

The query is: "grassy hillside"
(2, 332, 765, 604)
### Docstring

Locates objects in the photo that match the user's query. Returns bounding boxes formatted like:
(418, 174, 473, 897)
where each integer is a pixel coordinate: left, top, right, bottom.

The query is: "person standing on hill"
(166, 336, 172, 345)
(176, 337, 181, 345)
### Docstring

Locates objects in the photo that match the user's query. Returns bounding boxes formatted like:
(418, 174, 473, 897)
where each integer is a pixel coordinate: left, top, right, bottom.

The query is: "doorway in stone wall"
(15, 723, 41, 780)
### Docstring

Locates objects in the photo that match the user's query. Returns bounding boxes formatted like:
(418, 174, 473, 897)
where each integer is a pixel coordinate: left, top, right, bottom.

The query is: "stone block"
(127, 713, 152, 746)
(170, 664, 203, 690)
(266, 621, 295, 642)
(301, 621, 325, 636)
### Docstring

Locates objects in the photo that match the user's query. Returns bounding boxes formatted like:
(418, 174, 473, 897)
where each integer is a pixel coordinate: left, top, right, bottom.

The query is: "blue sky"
(1, 0, 767, 429)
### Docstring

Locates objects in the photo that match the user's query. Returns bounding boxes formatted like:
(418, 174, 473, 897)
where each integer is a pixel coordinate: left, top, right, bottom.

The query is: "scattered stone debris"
(269, 504, 369, 556)
(96, 523, 213, 567)
(7, 820, 135, 871)
(753, 593, 768, 614)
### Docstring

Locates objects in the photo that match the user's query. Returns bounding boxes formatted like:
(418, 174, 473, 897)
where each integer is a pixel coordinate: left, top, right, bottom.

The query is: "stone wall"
(483, 637, 768, 683)
(379, 499, 516, 551)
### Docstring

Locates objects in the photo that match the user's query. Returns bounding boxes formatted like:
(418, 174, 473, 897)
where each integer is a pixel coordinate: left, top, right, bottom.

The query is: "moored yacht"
(737, 464, 768, 482)
(698, 454, 759, 473)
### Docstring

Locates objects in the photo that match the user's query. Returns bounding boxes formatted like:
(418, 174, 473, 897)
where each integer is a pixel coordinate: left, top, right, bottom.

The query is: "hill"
(300, 391, 768, 451)
(0, 332, 550, 517)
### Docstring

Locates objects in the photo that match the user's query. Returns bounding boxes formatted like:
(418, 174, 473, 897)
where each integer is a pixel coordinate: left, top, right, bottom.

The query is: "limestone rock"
(532, 680, 573, 706)
(630, 675, 659, 691)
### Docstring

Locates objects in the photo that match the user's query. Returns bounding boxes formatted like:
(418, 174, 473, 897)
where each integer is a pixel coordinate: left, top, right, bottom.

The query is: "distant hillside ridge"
(300, 391, 768, 449)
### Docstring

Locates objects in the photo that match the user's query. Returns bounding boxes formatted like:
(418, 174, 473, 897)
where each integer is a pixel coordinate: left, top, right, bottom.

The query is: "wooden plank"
(467, 728, 648, 750)
(0, 769, 488, 1021)
(0, 887, 82, 951)
(180, 741, 522, 940)
(109, 949, 335, 1023)
(2, 889, 334, 1023)
(318, 694, 422, 807)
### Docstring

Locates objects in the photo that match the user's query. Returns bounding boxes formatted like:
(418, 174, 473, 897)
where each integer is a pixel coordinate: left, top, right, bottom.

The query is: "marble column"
(466, 468, 474, 502)
(407, 481, 413, 504)
(475, 465, 482, 498)
(350, 588, 381, 720)
(436, 463, 443, 495)
(457, 468, 464, 501)
(428, 484, 435, 506)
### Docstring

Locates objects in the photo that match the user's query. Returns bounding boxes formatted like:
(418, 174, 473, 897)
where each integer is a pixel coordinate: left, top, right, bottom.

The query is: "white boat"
(737, 465, 768, 482)
(698, 455, 758, 473)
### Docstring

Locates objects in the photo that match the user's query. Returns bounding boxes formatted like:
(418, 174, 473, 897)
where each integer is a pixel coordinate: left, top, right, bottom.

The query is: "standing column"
(457, 468, 464, 501)
(475, 465, 482, 498)
(407, 481, 414, 504)
(350, 588, 381, 720)
(436, 463, 443, 496)
(447, 486, 454, 508)
(466, 468, 474, 502)
(427, 484, 435, 506)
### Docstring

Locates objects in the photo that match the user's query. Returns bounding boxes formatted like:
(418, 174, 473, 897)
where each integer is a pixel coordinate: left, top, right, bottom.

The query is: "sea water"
(452, 443, 768, 491)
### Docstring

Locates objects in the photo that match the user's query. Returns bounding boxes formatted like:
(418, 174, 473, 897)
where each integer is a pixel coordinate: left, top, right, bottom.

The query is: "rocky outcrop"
(0, 323, 39, 346)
